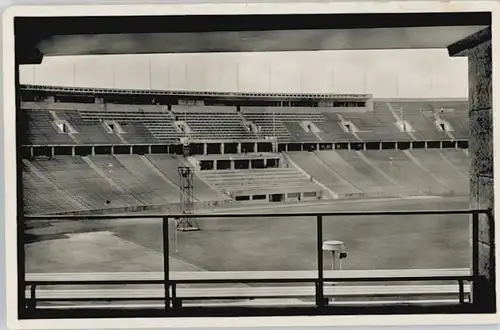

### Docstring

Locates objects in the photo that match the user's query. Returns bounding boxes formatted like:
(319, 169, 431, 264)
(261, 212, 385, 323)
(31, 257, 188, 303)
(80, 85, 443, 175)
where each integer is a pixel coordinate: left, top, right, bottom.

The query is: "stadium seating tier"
(22, 100, 468, 144)
(21, 98, 470, 215)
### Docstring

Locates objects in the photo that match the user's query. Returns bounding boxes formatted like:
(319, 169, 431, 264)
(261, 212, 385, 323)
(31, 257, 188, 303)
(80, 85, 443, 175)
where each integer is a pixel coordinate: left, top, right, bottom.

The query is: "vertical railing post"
(472, 211, 479, 278)
(27, 284, 37, 310)
(162, 217, 170, 313)
(316, 215, 325, 308)
(471, 211, 479, 305)
(487, 208, 495, 287)
(458, 279, 464, 304)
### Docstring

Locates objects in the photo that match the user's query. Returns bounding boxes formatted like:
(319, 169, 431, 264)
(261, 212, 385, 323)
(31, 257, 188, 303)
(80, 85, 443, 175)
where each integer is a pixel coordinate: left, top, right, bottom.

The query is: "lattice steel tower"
(177, 165, 200, 231)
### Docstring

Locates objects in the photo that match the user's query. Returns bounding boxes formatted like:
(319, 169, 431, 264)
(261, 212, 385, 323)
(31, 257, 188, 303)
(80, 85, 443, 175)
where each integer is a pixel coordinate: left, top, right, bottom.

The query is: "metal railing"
(23, 208, 492, 315)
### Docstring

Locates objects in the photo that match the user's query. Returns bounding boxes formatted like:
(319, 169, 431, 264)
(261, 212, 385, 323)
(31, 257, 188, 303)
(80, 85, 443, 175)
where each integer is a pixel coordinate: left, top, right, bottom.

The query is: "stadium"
(22, 83, 479, 314)
(11, 10, 494, 320)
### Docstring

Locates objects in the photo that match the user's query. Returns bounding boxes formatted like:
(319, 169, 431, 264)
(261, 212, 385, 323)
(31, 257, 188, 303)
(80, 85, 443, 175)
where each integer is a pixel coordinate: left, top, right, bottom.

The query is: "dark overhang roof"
(14, 12, 491, 64)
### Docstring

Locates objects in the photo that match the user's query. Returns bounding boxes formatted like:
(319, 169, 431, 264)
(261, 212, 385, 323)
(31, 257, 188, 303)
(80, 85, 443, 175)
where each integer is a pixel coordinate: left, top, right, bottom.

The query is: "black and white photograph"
(3, 1, 499, 328)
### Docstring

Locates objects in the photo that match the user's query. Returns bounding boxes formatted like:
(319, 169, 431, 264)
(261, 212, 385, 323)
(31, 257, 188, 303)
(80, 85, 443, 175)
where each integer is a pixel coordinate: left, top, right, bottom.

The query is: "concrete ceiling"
(15, 12, 491, 64)
(38, 26, 488, 56)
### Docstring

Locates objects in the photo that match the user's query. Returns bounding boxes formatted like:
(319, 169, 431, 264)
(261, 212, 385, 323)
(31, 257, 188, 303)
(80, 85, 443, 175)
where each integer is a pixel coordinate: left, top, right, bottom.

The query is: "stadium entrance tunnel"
(270, 193, 284, 202)
(14, 10, 495, 315)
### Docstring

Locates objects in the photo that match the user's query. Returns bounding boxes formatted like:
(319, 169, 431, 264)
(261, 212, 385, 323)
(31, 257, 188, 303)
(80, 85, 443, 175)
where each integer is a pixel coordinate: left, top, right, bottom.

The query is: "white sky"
(20, 49, 468, 99)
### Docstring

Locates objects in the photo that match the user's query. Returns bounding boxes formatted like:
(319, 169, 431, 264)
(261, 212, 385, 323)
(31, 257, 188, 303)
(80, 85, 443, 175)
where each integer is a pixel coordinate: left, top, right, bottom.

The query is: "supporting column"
(203, 143, 207, 156)
(450, 28, 494, 312)
(237, 143, 242, 154)
(220, 143, 225, 155)
(469, 37, 494, 310)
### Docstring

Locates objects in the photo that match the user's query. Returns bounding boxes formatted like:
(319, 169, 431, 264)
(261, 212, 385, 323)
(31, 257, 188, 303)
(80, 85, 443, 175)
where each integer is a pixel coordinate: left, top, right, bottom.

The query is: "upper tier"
(20, 99, 468, 145)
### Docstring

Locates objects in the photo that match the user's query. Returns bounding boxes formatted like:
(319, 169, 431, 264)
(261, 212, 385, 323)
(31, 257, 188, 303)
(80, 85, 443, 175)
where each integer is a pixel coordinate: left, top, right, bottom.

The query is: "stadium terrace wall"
(21, 140, 469, 159)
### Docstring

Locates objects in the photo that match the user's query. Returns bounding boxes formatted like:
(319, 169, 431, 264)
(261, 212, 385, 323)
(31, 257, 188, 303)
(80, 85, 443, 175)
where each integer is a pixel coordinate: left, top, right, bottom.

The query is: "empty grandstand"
(20, 84, 469, 216)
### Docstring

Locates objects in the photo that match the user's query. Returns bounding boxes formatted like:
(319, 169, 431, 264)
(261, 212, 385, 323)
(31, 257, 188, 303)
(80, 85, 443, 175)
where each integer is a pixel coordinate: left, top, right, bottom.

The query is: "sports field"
(26, 196, 471, 274)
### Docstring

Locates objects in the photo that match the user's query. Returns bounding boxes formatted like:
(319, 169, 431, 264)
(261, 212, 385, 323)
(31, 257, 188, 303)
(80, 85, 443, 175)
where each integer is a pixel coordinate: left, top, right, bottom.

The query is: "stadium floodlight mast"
(176, 137, 200, 232)
(177, 165, 200, 232)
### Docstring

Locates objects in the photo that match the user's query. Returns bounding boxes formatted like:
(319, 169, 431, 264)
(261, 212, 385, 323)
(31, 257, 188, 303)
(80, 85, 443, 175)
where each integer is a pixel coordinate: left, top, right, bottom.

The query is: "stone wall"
(460, 31, 495, 311)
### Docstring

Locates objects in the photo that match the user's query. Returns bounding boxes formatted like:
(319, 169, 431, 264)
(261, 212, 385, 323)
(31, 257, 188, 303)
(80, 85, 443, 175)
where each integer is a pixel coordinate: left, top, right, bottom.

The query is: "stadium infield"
(26, 195, 471, 274)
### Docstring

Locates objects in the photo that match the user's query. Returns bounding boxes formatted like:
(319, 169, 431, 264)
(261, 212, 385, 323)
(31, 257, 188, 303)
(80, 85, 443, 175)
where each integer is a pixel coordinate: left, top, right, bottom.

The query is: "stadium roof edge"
(20, 84, 373, 101)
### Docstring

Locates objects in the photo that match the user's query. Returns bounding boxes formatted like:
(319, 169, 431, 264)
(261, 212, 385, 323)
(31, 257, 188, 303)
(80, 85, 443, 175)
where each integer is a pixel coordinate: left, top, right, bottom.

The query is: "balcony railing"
(22, 208, 492, 318)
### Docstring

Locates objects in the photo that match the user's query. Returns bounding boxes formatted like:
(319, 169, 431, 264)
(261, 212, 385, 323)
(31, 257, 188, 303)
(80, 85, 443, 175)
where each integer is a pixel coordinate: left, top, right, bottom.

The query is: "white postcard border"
(3, 1, 500, 329)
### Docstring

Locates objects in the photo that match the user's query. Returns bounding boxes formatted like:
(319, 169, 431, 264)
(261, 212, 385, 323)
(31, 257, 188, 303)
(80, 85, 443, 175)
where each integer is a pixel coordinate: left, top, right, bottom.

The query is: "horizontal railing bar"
(28, 298, 166, 302)
(32, 299, 468, 309)
(30, 295, 469, 303)
(322, 276, 475, 282)
(26, 279, 313, 286)
(24, 209, 490, 221)
(25, 280, 165, 286)
(26, 269, 472, 281)
(26, 284, 472, 301)
(25, 276, 475, 286)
